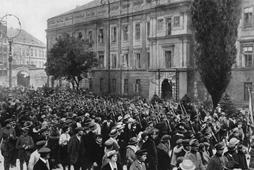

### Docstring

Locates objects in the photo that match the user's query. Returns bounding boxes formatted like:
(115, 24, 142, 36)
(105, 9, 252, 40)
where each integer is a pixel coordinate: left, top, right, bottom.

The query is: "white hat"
(228, 137, 240, 148)
(179, 159, 196, 170)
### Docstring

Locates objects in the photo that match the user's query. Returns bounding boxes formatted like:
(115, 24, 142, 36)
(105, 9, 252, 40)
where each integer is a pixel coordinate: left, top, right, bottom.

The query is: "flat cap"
(136, 149, 148, 157)
(38, 147, 51, 154)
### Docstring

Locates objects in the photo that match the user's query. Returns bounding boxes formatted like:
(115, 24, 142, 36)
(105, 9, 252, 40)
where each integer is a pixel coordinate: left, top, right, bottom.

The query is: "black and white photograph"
(0, 0, 252, 170)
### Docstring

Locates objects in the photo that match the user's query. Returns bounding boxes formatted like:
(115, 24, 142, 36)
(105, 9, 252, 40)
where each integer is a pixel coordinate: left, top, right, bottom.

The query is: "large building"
(47, 0, 194, 100)
(46, 0, 253, 105)
(226, 0, 254, 105)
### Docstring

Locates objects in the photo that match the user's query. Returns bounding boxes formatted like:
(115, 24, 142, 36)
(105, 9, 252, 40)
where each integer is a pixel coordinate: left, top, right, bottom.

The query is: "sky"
(0, 0, 93, 44)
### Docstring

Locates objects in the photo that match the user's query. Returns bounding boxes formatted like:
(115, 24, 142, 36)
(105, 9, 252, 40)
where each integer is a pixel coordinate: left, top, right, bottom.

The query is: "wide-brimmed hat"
(22, 127, 30, 132)
(179, 159, 196, 170)
(89, 122, 97, 131)
(128, 137, 138, 145)
(160, 135, 170, 143)
(189, 139, 199, 147)
(75, 127, 84, 132)
(123, 114, 131, 120)
(106, 150, 118, 158)
(24, 121, 33, 128)
(228, 138, 239, 148)
(36, 140, 46, 147)
(104, 139, 114, 147)
(115, 122, 125, 131)
(109, 129, 119, 138)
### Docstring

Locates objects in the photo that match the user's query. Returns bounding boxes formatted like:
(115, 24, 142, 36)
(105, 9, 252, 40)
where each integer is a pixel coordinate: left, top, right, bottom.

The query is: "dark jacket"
(68, 135, 81, 165)
(206, 154, 226, 170)
(101, 162, 123, 170)
(33, 159, 49, 170)
(233, 151, 248, 170)
(141, 137, 158, 170)
(157, 143, 171, 170)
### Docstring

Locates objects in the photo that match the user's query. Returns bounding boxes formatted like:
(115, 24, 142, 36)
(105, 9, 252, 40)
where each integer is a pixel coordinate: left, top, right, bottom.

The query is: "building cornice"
(46, 0, 192, 32)
(13, 41, 46, 48)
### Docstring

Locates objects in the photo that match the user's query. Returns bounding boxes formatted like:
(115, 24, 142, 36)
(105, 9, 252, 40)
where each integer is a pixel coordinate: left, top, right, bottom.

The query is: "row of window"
(99, 78, 141, 94)
(76, 15, 182, 44)
(16, 48, 46, 58)
(98, 50, 172, 69)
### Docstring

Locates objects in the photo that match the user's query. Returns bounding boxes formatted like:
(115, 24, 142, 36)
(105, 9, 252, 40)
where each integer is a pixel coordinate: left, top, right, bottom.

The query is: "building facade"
(9, 29, 47, 69)
(0, 27, 47, 88)
(225, 0, 254, 105)
(47, 0, 194, 100)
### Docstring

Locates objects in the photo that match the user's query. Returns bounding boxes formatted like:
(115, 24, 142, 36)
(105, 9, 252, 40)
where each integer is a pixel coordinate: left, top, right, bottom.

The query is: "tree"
(219, 93, 239, 119)
(45, 34, 98, 90)
(191, 0, 241, 109)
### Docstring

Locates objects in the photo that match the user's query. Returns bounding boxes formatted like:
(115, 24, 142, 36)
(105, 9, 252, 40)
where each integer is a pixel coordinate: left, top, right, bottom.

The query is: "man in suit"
(33, 147, 51, 170)
(28, 140, 46, 170)
(68, 127, 84, 170)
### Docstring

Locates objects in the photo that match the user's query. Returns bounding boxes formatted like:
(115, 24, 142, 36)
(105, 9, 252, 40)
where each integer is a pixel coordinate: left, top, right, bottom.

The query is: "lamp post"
(0, 14, 21, 88)
(101, 0, 111, 94)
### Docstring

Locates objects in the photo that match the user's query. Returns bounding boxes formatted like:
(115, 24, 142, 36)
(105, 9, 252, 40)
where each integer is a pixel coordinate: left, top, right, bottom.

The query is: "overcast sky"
(0, 0, 93, 44)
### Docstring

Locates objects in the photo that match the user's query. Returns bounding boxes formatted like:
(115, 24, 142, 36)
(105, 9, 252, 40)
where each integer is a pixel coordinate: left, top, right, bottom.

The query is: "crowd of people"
(0, 87, 253, 170)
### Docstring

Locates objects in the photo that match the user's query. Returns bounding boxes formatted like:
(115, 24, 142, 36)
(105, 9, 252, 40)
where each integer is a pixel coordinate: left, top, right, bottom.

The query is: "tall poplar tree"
(191, 0, 241, 109)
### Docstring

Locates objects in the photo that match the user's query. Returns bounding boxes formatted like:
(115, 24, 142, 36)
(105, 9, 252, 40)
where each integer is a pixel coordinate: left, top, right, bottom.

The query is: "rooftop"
(8, 28, 45, 47)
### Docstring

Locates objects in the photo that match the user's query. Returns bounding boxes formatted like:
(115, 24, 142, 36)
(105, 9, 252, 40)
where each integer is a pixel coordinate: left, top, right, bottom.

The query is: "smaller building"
(8, 28, 47, 69)
(0, 28, 47, 88)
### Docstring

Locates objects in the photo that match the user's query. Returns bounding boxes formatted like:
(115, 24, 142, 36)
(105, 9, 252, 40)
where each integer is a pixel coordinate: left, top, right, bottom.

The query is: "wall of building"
(46, 0, 194, 100)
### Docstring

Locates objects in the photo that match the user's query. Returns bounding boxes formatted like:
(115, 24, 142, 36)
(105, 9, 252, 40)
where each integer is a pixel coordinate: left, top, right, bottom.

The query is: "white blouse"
(59, 133, 70, 145)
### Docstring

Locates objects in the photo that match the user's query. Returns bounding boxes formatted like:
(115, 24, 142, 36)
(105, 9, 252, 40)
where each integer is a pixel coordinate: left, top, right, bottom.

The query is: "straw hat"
(179, 159, 196, 170)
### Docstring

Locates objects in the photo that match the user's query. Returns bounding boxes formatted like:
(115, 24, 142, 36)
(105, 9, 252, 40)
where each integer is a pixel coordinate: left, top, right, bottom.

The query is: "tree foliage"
(191, 0, 241, 109)
(219, 93, 239, 119)
(45, 34, 98, 89)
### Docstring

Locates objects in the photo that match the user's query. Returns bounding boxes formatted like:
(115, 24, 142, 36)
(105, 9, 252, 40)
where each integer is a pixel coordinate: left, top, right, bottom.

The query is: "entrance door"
(161, 79, 172, 100)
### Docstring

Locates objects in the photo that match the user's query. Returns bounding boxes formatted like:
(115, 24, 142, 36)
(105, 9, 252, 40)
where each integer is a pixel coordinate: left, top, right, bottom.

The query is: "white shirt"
(59, 133, 70, 145)
(109, 161, 117, 170)
(39, 158, 50, 170)
(28, 150, 40, 170)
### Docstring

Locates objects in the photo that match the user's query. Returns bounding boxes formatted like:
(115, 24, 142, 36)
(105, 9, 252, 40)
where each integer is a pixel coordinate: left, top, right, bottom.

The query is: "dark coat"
(67, 135, 81, 165)
(33, 159, 49, 170)
(92, 142, 104, 168)
(157, 143, 171, 170)
(141, 137, 158, 170)
(101, 162, 123, 170)
(233, 151, 248, 170)
(81, 132, 96, 168)
(206, 154, 226, 170)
